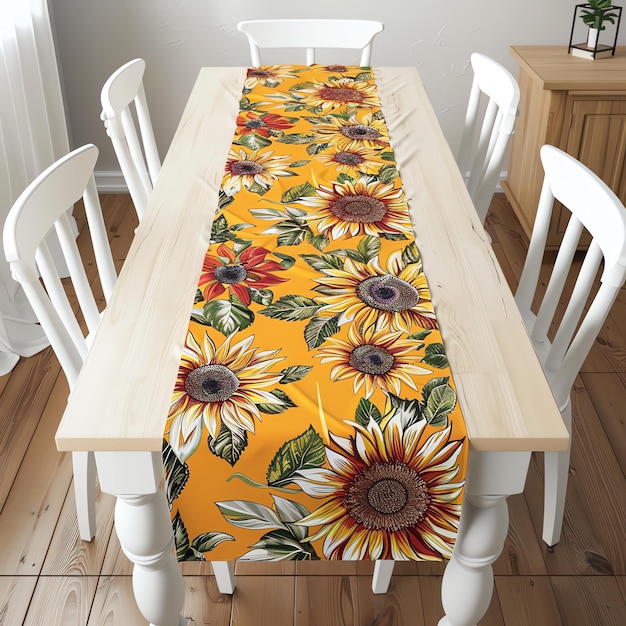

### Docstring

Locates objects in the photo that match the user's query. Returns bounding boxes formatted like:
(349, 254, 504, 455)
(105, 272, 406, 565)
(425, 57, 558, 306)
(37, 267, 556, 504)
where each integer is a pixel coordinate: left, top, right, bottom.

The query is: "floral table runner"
(163, 65, 468, 562)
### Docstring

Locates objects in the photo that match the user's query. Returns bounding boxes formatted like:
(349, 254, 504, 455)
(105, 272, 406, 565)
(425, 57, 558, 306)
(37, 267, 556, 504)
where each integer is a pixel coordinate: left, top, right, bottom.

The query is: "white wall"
(50, 0, 625, 182)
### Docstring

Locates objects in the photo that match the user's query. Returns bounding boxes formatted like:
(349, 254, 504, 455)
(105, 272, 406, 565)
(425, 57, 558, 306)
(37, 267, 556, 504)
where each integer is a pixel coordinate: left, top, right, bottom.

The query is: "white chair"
(3, 144, 117, 542)
(237, 19, 384, 67)
(100, 58, 160, 221)
(456, 53, 520, 224)
(515, 144, 626, 547)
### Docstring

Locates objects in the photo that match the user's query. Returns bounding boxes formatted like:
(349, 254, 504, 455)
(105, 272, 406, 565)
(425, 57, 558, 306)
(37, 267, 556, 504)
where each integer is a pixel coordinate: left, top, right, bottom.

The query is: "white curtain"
(0, 0, 71, 374)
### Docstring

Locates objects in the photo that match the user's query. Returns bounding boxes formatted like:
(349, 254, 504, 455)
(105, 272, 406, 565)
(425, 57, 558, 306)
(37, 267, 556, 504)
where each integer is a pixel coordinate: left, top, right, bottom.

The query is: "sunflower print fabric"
(163, 65, 468, 562)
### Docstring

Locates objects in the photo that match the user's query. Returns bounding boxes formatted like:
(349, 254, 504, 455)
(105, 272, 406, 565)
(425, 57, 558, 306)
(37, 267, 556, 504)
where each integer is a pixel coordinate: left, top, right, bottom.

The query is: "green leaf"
(267, 426, 326, 487)
(218, 190, 235, 211)
(290, 81, 317, 91)
(305, 232, 329, 251)
(260, 218, 310, 246)
(194, 288, 204, 304)
(190, 532, 234, 554)
(257, 388, 297, 414)
(237, 133, 273, 150)
(208, 424, 248, 466)
(272, 494, 310, 524)
(162, 439, 189, 506)
(247, 181, 270, 196)
(380, 232, 409, 241)
(422, 377, 457, 426)
(277, 133, 319, 144)
(289, 160, 311, 167)
(281, 182, 317, 203)
(378, 164, 400, 183)
(250, 288, 274, 306)
(242, 528, 318, 561)
(306, 142, 330, 156)
(304, 314, 340, 349)
(355, 398, 383, 427)
(337, 173, 354, 184)
(409, 329, 432, 340)
(202, 297, 255, 335)
(356, 235, 381, 263)
(274, 252, 296, 269)
(423, 343, 449, 369)
(249, 207, 290, 220)
(260, 295, 321, 321)
(279, 365, 313, 384)
(388, 393, 424, 427)
(172, 511, 193, 560)
(402, 241, 421, 265)
(216, 500, 286, 530)
(299, 253, 344, 272)
(190, 310, 211, 326)
(355, 71, 372, 80)
(380, 151, 395, 161)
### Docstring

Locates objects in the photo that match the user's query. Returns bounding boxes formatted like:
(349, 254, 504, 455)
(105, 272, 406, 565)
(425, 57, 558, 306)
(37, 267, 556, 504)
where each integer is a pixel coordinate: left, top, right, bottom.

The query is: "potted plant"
(580, 0, 620, 47)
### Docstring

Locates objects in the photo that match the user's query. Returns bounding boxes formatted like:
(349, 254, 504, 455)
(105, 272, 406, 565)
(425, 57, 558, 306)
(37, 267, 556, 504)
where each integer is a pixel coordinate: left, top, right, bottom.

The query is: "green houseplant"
(580, 0, 620, 30)
(581, 0, 620, 47)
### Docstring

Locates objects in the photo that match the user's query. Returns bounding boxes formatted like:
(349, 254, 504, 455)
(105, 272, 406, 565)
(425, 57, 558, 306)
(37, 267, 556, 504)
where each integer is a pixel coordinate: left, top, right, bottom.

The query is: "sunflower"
(295, 77, 380, 111)
(199, 243, 287, 306)
(310, 113, 390, 150)
(167, 332, 285, 462)
(315, 325, 432, 397)
(236, 111, 295, 138)
(222, 148, 293, 195)
(298, 178, 412, 240)
(244, 65, 299, 89)
(315, 144, 382, 176)
(293, 416, 465, 560)
(313, 250, 437, 333)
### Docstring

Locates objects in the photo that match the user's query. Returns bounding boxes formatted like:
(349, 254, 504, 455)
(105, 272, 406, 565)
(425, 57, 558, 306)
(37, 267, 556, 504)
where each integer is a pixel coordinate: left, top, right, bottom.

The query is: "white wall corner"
(95, 170, 128, 193)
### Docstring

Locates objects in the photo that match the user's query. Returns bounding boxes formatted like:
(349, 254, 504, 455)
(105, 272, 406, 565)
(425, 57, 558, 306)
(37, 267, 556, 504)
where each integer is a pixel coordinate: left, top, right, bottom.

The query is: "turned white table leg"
(96, 451, 189, 626)
(438, 494, 508, 626)
(372, 560, 395, 594)
(438, 450, 531, 626)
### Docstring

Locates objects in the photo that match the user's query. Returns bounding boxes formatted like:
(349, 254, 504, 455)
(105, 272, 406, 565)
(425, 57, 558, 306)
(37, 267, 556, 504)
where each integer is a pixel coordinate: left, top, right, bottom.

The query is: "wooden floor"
(0, 193, 625, 625)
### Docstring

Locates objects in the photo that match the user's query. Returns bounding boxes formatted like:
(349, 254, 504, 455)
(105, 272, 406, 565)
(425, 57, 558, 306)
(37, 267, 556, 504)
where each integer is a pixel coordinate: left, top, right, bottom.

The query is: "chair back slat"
(3, 144, 117, 389)
(516, 145, 626, 409)
(457, 53, 520, 223)
(101, 58, 160, 220)
(237, 19, 384, 67)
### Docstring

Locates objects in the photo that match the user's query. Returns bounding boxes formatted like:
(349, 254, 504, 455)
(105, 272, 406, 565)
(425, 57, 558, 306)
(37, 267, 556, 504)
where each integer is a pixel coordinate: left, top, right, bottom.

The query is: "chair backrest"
(237, 19, 384, 67)
(456, 53, 520, 223)
(3, 144, 117, 388)
(100, 58, 160, 220)
(515, 145, 626, 409)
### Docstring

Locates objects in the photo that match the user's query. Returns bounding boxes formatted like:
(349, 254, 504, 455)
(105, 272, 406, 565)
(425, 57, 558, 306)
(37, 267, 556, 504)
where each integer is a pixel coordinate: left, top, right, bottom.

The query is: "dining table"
(55, 65, 569, 626)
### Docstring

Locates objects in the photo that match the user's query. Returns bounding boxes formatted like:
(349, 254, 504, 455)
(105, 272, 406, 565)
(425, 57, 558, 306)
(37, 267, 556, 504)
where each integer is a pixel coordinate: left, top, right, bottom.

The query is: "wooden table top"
(55, 67, 568, 454)
(510, 45, 626, 91)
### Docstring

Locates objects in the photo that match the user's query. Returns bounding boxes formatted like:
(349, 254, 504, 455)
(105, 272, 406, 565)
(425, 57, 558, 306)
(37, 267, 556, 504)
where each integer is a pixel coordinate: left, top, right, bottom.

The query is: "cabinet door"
(558, 98, 626, 244)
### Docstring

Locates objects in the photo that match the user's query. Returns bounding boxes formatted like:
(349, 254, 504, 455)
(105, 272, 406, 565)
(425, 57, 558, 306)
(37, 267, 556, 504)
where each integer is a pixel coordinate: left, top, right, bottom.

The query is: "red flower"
(236, 111, 295, 138)
(199, 243, 287, 305)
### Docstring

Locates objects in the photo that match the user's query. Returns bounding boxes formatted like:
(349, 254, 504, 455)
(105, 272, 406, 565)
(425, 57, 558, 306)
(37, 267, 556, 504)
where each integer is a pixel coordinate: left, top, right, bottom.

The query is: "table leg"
(438, 450, 531, 626)
(95, 451, 190, 626)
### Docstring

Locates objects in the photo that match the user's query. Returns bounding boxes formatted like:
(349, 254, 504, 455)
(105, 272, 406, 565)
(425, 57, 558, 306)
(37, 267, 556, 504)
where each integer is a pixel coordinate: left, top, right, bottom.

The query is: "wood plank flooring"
(0, 193, 625, 625)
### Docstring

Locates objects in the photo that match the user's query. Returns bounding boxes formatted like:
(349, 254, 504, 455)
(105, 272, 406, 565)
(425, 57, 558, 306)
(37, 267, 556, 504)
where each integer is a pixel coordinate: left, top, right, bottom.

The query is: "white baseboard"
(95, 170, 128, 193)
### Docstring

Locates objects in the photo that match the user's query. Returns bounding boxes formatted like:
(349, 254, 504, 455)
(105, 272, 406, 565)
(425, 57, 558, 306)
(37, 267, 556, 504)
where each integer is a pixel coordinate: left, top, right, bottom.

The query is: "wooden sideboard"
(503, 45, 626, 248)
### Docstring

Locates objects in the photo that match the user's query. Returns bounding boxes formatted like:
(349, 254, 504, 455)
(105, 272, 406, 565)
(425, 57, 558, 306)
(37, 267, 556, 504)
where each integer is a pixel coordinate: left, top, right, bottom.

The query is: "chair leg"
(212, 561, 236, 594)
(542, 404, 572, 547)
(372, 560, 394, 594)
(542, 448, 570, 547)
(72, 450, 97, 541)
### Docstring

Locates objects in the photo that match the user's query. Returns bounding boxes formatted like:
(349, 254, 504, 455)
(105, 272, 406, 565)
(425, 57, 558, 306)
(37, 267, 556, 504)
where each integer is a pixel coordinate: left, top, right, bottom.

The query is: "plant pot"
(587, 27, 600, 48)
